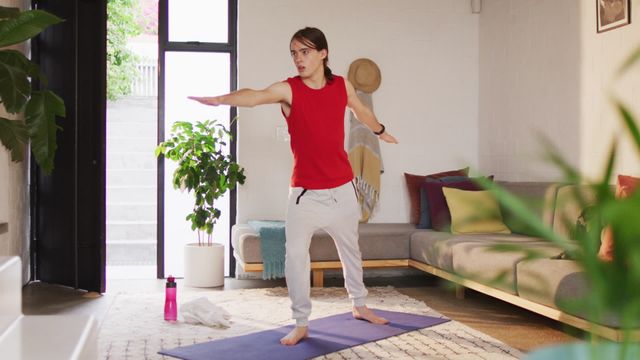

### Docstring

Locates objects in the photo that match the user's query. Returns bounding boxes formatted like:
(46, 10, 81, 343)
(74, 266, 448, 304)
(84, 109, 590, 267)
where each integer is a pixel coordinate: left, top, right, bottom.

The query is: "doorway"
(105, 0, 238, 281)
(106, 0, 159, 280)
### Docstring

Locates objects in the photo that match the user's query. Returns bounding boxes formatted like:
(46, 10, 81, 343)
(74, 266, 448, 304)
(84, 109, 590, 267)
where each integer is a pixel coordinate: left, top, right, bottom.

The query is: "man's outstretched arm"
(189, 81, 291, 108)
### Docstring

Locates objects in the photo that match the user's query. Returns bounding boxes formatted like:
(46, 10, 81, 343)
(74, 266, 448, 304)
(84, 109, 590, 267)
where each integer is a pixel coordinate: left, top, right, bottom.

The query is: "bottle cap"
(166, 275, 176, 288)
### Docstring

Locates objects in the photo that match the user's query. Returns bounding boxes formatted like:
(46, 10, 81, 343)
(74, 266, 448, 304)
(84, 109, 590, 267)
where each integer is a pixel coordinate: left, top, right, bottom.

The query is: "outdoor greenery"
(155, 119, 246, 246)
(481, 47, 640, 358)
(0, 6, 64, 175)
(107, 0, 142, 101)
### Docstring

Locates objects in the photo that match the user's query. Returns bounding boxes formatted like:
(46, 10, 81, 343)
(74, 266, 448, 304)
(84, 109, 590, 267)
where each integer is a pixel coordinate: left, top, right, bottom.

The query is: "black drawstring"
(350, 181, 358, 199)
(296, 189, 308, 204)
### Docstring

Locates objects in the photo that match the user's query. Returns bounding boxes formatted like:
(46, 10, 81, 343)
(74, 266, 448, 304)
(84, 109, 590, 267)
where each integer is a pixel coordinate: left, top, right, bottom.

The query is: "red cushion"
(404, 167, 469, 224)
(598, 174, 639, 262)
(616, 174, 640, 198)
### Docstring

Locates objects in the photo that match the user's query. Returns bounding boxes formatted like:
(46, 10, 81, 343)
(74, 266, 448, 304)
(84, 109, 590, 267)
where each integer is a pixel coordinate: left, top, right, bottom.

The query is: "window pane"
(168, 0, 228, 43)
(164, 52, 230, 277)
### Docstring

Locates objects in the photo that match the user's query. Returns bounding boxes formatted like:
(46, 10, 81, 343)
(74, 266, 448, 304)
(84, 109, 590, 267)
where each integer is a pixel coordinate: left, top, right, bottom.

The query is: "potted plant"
(155, 119, 245, 287)
(481, 47, 640, 359)
(0, 6, 65, 175)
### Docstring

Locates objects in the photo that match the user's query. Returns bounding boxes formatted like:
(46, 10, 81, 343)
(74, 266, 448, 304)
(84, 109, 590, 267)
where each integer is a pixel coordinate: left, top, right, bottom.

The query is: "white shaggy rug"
(99, 286, 523, 359)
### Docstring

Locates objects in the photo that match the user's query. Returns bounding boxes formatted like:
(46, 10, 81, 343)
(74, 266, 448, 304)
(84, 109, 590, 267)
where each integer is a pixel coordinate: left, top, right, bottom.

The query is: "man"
(189, 27, 398, 346)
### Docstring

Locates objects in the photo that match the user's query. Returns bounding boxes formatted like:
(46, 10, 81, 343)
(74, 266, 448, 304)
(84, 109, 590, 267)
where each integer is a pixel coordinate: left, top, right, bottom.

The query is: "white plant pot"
(183, 243, 224, 287)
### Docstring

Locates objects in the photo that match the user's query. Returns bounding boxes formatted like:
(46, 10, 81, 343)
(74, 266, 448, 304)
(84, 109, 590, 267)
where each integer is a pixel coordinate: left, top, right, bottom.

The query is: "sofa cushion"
(232, 224, 262, 263)
(443, 188, 511, 234)
(417, 187, 431, 229)
(599, 174, 639, 262)
(232, 223, 415, 264)
(552, 184, 597, 240)
(517, 258, 623, 328)
(452, 240, 564, 294)
(409, 230, 461, 271)
(404, 168, 469, 224)
(496, 181, 559, 236)
(617, 174, 640, 198)
(418, 176, 470, 229)
(410, 232, 544, 272)
(309, 223, 414, 261)
(517, 258, 585, 309)
(423, 179, 483, 231)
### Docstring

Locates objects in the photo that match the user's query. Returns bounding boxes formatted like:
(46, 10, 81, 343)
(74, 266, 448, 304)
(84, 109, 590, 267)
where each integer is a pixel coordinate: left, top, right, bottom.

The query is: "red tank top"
(283, 75, 354, 189)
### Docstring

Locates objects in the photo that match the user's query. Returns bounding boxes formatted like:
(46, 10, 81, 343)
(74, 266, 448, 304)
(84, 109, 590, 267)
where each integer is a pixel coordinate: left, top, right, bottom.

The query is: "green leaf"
(617, 46, 640, 78)
(0, 7, 20, 20)
(539, 136, 582, 185)
(615, 100, 640, 158)
(154, 144, 164, 157)
(158, 119, 245, 236)
(0, 50, 38, 113)
(477, 178, 571, 249)
(0, 117, 27, 161)
(600, 138, 617, 188)
(0, 9, 63, 48)
(25, 90, 65, 175)
(106, 0, 143, 100)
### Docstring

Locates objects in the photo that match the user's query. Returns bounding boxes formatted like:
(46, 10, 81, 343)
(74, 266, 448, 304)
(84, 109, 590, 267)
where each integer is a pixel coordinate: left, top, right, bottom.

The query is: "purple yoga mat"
(160, 309, 449, 360)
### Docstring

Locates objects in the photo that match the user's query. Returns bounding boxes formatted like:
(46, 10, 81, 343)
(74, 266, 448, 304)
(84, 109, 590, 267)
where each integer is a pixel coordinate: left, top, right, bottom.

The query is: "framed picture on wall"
(597, 0, 631, 33)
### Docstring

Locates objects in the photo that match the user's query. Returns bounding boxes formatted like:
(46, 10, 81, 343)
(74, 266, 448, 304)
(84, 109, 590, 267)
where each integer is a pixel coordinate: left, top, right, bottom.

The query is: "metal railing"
(131, 62, 157, 97)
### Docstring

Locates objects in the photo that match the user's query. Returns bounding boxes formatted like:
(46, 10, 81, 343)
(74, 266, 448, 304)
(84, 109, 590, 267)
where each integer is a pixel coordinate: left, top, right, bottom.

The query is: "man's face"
(290, 39, 327, 77)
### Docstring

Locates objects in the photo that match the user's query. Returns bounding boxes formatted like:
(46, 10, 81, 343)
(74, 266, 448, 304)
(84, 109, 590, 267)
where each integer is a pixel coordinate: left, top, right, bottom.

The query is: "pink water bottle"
(164, 275, 177, 321)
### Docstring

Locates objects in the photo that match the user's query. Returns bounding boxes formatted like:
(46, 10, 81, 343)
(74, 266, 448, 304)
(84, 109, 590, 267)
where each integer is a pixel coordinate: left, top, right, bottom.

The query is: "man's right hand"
(188, 96, 221, 106)
(379, 132, 398, 144)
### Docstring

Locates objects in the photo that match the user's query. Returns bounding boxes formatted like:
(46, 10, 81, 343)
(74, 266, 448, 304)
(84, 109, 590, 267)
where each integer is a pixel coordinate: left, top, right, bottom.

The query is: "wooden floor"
(393, 279, 580, 351)
(22, 274, 580, 354)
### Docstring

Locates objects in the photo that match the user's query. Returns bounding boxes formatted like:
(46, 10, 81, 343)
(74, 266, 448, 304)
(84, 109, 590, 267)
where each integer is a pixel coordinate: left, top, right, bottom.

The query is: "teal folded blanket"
(248, 220, 286, 280)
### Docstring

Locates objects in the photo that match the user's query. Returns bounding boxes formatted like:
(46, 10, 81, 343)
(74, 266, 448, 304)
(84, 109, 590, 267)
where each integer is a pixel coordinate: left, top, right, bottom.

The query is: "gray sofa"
(231, 181, 625, 340)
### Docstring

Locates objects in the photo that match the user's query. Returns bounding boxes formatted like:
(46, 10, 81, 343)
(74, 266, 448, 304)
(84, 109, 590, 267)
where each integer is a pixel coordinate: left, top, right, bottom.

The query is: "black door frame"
(157, 0, 238, 278)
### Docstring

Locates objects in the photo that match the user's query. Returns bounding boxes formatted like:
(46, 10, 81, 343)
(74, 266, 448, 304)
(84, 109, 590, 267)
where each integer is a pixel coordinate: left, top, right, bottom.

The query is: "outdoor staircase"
(0, 256, 97, 359)
(106, 96, 158, 274)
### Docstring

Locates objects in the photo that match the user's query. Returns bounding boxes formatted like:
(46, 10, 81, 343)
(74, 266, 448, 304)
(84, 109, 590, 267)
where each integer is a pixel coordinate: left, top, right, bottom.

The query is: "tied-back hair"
(291, 27, 333, 82)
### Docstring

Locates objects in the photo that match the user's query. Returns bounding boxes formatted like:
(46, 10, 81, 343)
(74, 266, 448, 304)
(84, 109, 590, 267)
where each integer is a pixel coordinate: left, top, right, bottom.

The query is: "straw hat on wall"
(347, 58, 381, 94)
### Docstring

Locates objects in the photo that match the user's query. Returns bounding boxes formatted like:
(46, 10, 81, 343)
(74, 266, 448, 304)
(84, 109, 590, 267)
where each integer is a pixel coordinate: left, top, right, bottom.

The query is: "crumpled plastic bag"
(180, 297, 231, 328)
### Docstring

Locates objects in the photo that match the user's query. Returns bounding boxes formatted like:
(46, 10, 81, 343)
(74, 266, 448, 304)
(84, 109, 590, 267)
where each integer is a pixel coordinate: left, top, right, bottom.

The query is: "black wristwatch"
(373, 123, 385, 136)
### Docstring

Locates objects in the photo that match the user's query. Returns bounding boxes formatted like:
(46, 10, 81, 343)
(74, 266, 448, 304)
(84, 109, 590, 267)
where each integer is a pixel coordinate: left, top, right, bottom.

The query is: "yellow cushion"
(442, 188, 511, 234)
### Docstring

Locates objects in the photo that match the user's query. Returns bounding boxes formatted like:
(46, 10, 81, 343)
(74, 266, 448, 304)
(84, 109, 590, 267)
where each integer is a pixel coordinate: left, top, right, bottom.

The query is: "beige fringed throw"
(348, 91, 383, 222)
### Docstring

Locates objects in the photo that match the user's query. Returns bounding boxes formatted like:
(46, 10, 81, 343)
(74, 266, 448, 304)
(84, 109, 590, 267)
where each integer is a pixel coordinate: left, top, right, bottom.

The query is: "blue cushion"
(417, 176, 469, 229)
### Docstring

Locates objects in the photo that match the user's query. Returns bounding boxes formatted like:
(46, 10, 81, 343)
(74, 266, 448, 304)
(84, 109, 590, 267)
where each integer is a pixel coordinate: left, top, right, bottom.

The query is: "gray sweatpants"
(285, 180, 368, 327)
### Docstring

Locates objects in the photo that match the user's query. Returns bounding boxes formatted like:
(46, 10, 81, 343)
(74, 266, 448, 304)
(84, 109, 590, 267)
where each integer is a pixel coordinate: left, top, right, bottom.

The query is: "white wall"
(479, 0, 640, 182)
(580, 0, 640, 180)
(237, 0, 480, 223)
(0, 0, 30, 283)
(478, 0, 581, 181)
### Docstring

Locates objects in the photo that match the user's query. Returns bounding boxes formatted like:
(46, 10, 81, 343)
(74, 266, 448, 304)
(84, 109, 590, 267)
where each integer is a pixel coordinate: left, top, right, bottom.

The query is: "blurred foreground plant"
(0, 6, 64, 175)
(478, 48, 640, 359)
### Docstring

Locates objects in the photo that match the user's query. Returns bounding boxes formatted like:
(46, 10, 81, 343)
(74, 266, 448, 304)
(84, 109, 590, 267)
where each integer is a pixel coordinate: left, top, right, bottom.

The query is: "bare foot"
(280, 326, 308, 346)
(353, 306, 389, 324)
